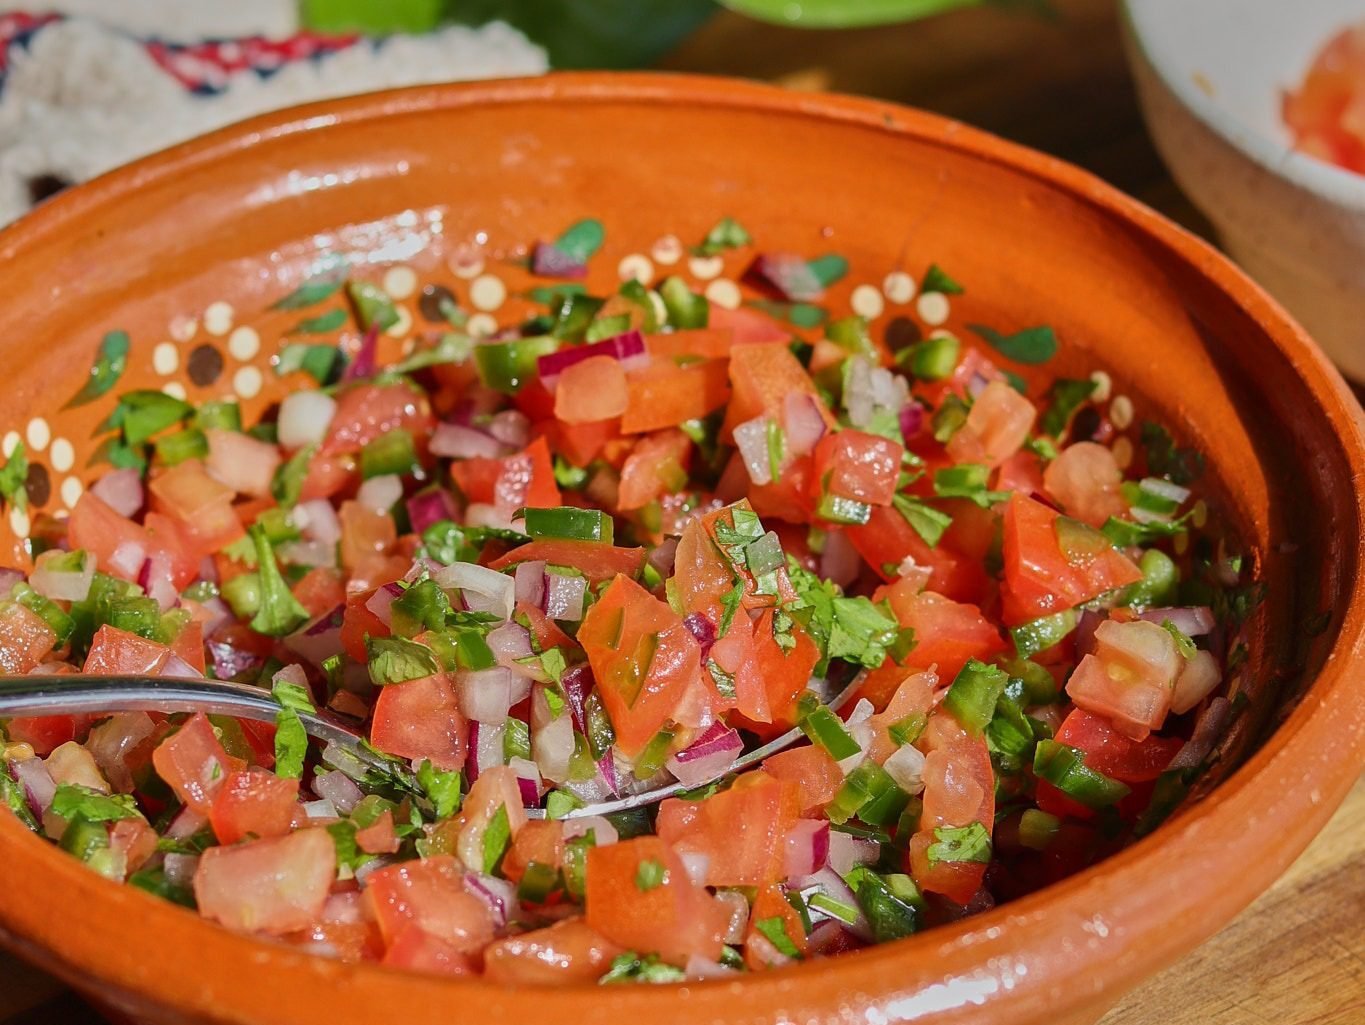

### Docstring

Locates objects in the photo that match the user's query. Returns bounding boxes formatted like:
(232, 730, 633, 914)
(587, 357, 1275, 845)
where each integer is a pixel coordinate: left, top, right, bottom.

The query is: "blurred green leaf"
(300, 0, 445, 33)
(719, 0, 1049, 28)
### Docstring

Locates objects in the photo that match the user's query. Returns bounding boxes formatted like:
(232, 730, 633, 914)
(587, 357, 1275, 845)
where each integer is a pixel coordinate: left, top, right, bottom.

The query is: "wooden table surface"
(3, 1, 1363, 1022)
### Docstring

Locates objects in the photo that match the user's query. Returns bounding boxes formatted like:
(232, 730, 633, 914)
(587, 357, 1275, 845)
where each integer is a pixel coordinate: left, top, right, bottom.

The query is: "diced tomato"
(108, 817, 158, 877)
(866, 671, 937, 763)
(0, 602, 57, 674)
(908, 713, 995, 904)
(67, 492, 149, 583)
(483, 918, 623, 985)
(499, 819, 564, 885)
(338, 501, 396, 573)
(708, 304, 793, 345)
(209, 769, 299, 845)
(1053, 709, 1183, 783)
(641, 328, 735, 362)
(339, 589, 389, 661)
(1064, 619, 1181, 740)
(762, 744, 843, 814)
(142, 512, 201, 590)
(1000, 493, 1143, 625)
(448, 766, 528, 874)
(745, 452, 816, 524)
(356, 810, 400, 855)
(722, 342, 833, 439)
(995, 449, 1046, 498)
(5, 715, 80, 757)
(616, 429, 692, 511)
(846, 505, 990, 604)
(856, 581, 1005, 710)
(321, 382, 434, 456)
(578, 575, 701, 756)
(148, 460, 244, 558)
(82, 625, 172, 676)
(298, 451, 356, 502)
(656, 771, 800, 887)
(195, 828, 336, 936)
(168, 620, 206, 675)
(369, 672, 468, 771)
(946, 380, 1036, 468)
(745, 883, 808, 969)
(365, 855, 494, 953)
(555, 356, 630, 424)
(489, 539, 644, 584)
(151, 711, 246, 813)
(381, 924, 477, 976)
(621, 359, 730, 434)
(733, 610, 820, 733)
(1042, 442, 1127, 527)
(812, 430, 903, 506)
(204, 428, 281, 499)
(292, 567, 346, 618)
(1284, 26, 1365, 174)
(449, 435, 560, 514)
(544, 417, 620, 467)
(585, 836, 727, 965)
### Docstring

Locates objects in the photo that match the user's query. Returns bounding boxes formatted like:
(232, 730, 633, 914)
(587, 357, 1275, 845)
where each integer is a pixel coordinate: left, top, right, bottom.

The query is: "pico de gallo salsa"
(0, 217, 1258, 984)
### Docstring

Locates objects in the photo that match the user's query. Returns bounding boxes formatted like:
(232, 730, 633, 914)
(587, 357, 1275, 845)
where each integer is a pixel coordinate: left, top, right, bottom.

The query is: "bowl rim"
(1119, 0, 1365, 208)
(2, 70, 1364, 1025)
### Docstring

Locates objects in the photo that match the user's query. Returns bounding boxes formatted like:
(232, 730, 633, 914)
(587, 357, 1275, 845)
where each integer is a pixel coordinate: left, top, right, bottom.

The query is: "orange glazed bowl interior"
(0, 73, 1363, 1025)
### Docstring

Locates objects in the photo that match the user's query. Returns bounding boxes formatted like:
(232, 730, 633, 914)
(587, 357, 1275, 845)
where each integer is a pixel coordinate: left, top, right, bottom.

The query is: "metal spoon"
(0, 672, 863, 820)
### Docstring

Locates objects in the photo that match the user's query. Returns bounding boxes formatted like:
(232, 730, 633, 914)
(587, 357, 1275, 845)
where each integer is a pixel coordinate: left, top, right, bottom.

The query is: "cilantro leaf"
(0, 440, 27, 513)
(635, 858, 667, 891)
(246, 524, 310, 637)
(346, 280, 399, 332)
(754, 916, 802, 958)
(416, 759, 463, 819)
(50, 784, 141, 823)
(555, 218, 606, 263)
(1039, 377, 1098, 438)
(926, 822, 992, 866)
(932, 464, 1010, 508)
(271, 443, 316, 508)
(967, 323, 1058, 365)
(705, 659, 737, 699)
(275, 343, 344, 385)
(273, 708, 308, 779)
(1139, 421, 1205, 485)
(482, 804, 512, 873)
(892, 493, 952, 548)
(65, 330, 131, 408)
(785, 560, 901, 670)
(271, 273, 345, 311)
(807, 253, 849, 288)
(366, 635, 441, 685)
(599, 951, 686, 985)
(286, 307, 348, 335)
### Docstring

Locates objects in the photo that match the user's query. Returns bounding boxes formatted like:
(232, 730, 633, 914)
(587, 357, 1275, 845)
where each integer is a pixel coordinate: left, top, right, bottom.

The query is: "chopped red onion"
(313, 769, 363, 814)
(1075, 608, 1104, 658)
(0, 567, 22, 596)
(684, 955, 737, 979)
(514, 560, 547, 610)
(509, 756, 544, 804)
(405, 489, 460, 535)
(665, 721, 741, 788)
(86, 713, 155, 792)
(536, 329, 648, 389)
(356, 474, 402, 513)
(899, 400, 926, 440)
(544, 572, 587, 621)
(683, 612, 717, 662)
(488, 410, 531, 449)
(464, 872, 518, 928)
(9, 758, 55, 816)
(818, 530, 861, 590)
(646, 537, 679, 580)
(967, 371, 990, 399)
(364, 582, 404, 628)
(530, 241, 587, 279)
(679, 850, 710, 886)
(108, 540, 147, 582)
(882, 743, 927, 794)
(206, 632, 265, 681)
(165, 805, 207, 841)
(733, 415, 773, 485)
(828, 830, 879, 875)
(1169, 696, 1232, 771)
(285, 605, 344, 668)
(487, 621, 539, 678)
(138, 552, 179, 611)
(1137, 606, 1216, 637)
(796, 866, 872, 941)
(277, 390, 337, 450)
(458, 667, 528, 724)
(429, 422, 509, 460)
(714, 889, 750, 943)
(784, 819, 830, 878)
(559, 665, 593, 734)
(160, 653, 203, 679)
(597, 754, 621, 796)
(343, 326, 379, 382)
(783, 391, 827, 457)
(433, 562, 515, 620)
(748, 252, 824, 302)
(91, 467, 144, 518)
(31, 548, 95, 602)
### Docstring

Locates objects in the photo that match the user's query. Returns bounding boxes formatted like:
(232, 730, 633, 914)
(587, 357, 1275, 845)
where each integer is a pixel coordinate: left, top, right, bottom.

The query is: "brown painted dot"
(885, 315, 922, 353)
(1071, 407, 1101, 442)
(419, 283, 457, 324)
(24, 462, 50, 508)
(187, 343, 224, 387)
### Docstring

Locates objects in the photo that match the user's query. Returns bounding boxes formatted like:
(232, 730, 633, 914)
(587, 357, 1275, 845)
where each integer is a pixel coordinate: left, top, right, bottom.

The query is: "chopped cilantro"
(599, 951, 686, 985)
(967, 323, 1058, 365)
(246, 524, 310, 637)
(482, 804, 512, 873)
(0, 441, 27, 513)
(892, 493, 953, 547)
(1039, 377, 1098, 438)
(366, 635, 440, 685)
(754, 916, 802, 958)
(697, 216, 752, 256)
(415, 759, 462, 819)
(635, 858, 667, 891)
(926, 822, 992, 866)
(921, 263, 964, 295)
(50, 784, 141, 823)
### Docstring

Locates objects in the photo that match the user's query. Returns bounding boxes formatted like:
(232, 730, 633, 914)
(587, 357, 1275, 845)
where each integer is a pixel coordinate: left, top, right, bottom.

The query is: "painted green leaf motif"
(0, 440, 27, 513)
(346, 280, 399, 332)
(746, 299, 825, 329)
(697, 216, 752, 256)
(64, 330, 130, 409)
(286, 308, 348, 335)
(276, 343, 344, 386)
(807, 253, 849, 288)
(554, 219, 605, 263)
(271, 274, 345, 311)
(968, 323, 1058, 365)
(921, 263, 965, 295)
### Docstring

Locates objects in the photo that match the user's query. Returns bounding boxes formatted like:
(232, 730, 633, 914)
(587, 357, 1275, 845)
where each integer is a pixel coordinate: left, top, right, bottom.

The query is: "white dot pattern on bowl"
(204, 301, 235, 337)
(1109, 395, 1134, 430)
(232, 366, 263, 400)
(688, 255, 724, 281)
(882, 271, 916, 304)
(617, 254, 654, 284)
(169, 314, 197, 343)
(470, 275, 506, 312)
(2, 432, 18, 459)
(651, 235, 682, 266)
(59, 476, 82, 509)
(25, 418, 49, 453)
(704, 279, 741, 310)
(153, 342, 179, 376)
(1090, 370, 1112, 403)
(386, 305, 413, 339)
(49, 438, 74, 473)
(916, 292, 950, 326)
(382, 266, 418, 301)
(228, 326, 261, 362)
(466, 313, 498, 338)
(851, 284, 885, 320)
(8, 506, 28, 538)
(448, 246, 485, 280)
(162, 382, 187, 401)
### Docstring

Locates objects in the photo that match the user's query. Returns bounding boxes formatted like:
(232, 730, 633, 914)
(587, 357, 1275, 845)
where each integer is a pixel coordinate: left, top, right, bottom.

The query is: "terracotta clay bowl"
(0, 73, 1363, 1025)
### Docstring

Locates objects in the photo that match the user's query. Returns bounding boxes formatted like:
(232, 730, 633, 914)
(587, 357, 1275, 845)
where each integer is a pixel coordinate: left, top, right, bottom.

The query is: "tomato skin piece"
(0, 601, 57, 674)
(846, 505, 990, 604)
(812, 430, 904, 506)
(341, 588, 389, 661)
(148, 460, 244, 558)
(578, 575, 701, 756)
(364, 855, 496, 953)
(483, 918, 623, 985)
(142, 512, 201, 590)
(722, 342, 834, 439)
(489, 539, 645, 585)
(209, 769, 299, 845)
(617, 429, 692, 511)
(732, 610, 821, 735)
(67, 492, 149, 583)
(195, 828, 337, 936)
(621, 359, 731, 434)
(999, 492, 1143, 625)
(946, 380, 1036, 468)
(585, 836, 728, 965)
(656, 771, 800, 887)
(1042, 442, 1126, 527)
(908, 712, 995, 904)
(338, 500, 396, 573)
(450, 436, 561, 513)
(82, 625, 172, 676)
(298, 451, 355, 502)
(762, 744, 843, 814)
(369, 672, 468, 772)
(321, 382, 433, 456)
(500, 819, 564, 885)
(152, 711, 246, 814)
(1054, 709, 1183, 782)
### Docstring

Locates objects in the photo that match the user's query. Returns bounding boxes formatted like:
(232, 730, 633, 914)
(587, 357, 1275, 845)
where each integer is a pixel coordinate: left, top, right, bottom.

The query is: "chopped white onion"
(356, 474, 403, 513)
(434, 561, 515, 620)
(882, 743, 927, 794)
(277, 390, 337, 450)
(837, 699, 876, 774)
(733, 415, 773, 486)
(30, 548, 95, 602)
(430, 422, 509, 460)
(678, 849, 710, 887)
(472, 719, 508, 775)
(457, 667, 529, 724)
(1171, 649, 1222, 714)
(313, 769, 364, 814)
(562, 815, 618, 846)
(714, 888, 750, 943)
(90, 467, 143, 518)
(544, 573, 587, 621)
(514, 560, 546, 609)
(85, 713, 154, 793)
(488, 410, 531, 449)
(1140, 476, 1191, 505)
(204, 428, 281, 499)
(532, 689, 575, 783)
(828, 830, 879, 875)
(783, 391, 827, 457)
(294, 499, 342, 546)
(108, 540, 146, 582)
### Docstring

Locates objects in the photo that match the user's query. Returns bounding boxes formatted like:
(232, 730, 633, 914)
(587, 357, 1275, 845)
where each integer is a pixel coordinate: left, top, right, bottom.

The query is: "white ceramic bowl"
(1122, 0, 1365, 379)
